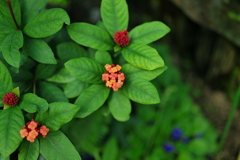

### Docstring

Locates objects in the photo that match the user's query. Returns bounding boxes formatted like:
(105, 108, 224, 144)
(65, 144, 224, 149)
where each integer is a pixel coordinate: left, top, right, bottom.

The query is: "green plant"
(0, 0, 171, 159)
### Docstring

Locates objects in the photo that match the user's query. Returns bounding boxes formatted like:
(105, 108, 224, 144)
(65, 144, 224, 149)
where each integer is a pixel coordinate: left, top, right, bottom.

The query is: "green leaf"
(122, 77, 160, 104)
(19, 93, 48, 113)
(23, 37, 57, 64)
(65, 57, 105, 83)
(108, 90, 131, 121)
(47, 67, 75, 83)
(102, 137, 118, 160)
(122, 64, 167, 81)
(57, 42, 88, 61)
(129, 21, 170, 44)
(35, 64, 57, 80)
(40, 131, 81, 160)
(18, 139, 39, 160)
(64, 79, 89, 98)
(95, 50, 112, 65)
(100, 0, 129, 36)
(122, 44, 164, 70)
(36, 102, 80, 131)
(0, 107, 24, 157)
(23, 8, 70, 38)
(75, 84, 110, 118)
(0, 61, 13, 105)
(1, 30, 23, 68)
(0, 155, 9, 160)
(67, 23, 114, 50)
(37, 81, 68, 103)
(19, 0, 48, 26)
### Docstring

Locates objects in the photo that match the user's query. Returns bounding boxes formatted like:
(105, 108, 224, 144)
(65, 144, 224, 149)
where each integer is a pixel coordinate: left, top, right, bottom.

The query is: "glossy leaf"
(0, 107, 24, 157)
(95, 50, 112, 65)
(129, 21, 170, 44)
(101, 0, 129, 36)
(65, 57, 105, 83)
(75, 84, 110, 118)
(122, 64, 167, 81)
(40, 131, 81, 160)
(64, 79, 89, 98)
(35, 64, 57, 80)
(37, 81, 68, 103)
(0, 61, 13, 105)
(102, 137, 118, 160)
(36, 102, 80, 131)
(23, 8, 70, 38)
(1, 30, 23, 68)
(122, 44, 164, 70)
(67, 23, 114, 50)
(47, 67, 75, 83)
(22, 37, 57, 64)
(108, 90, 131, 121)
(18, 139, 39, 160)
(19, 0, 48, 26)
(122, 77, 160, 104)
(57, 42, 88, 61)
(19, 93, 48, 113)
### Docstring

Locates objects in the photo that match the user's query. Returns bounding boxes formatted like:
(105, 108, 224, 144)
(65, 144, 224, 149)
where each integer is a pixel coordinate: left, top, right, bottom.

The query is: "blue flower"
(163, 143, 175, 153)
(171, 127, 183, 140)
(182, 137, 189, 144)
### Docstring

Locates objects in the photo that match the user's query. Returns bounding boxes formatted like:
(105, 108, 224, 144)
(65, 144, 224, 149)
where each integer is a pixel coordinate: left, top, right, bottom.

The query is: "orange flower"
(102, 64, 125, 91)
(40, 125, 49, 138)
(20, 119, 50, 142)
(20, 128, 28, 138)
(27, 119, 38, 130)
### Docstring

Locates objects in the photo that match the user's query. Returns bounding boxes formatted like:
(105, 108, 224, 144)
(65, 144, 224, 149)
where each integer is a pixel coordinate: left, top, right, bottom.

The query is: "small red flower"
(102, 64, 126, 91)
(2, 92, 19, 106)
(20, 119, 49, 142)
(114, 30, 130, 47)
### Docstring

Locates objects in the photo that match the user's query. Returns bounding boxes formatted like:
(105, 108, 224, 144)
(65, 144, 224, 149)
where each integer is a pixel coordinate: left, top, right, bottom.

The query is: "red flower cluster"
(114, 30, 130, 47)
(102, 64, 126, 91)
(2, 92, 19, 106)
(20, 119, 49, 142)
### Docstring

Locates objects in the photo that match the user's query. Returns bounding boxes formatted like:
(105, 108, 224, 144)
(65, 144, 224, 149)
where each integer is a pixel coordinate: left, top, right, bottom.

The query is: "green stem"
(93, 149, 101, 160)
(6, 0, 21, 30)
(218, 85, 240, 151)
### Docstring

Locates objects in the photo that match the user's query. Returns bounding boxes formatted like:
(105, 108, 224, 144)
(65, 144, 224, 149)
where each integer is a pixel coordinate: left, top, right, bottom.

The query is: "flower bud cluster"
(114, 30, 130, 47)
(2, 93, 19, 106)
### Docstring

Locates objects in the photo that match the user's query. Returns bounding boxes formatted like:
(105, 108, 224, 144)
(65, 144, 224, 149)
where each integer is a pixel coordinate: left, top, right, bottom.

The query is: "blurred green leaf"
(123, 77, 160, 104)
(122, 44, 164, 70)
(102, 137, 118, 160)
(75, 84, 110, 118)
(101, 0, 128, 37)
(0, 107, 24, 157)
(23, 37, 57, 64)
(65, 57, 105, 84)
(108, 90, 131, 121)
(64, 79, 89, 98)
(67, 23, 114, 50)
(47, 67, 75, 83)
(23, 8, 70, 38)
(36, 102, 80, 131)
(95, 50, 112, 65)
(40, 131, 81, 160)
(35, 64, 57, 80)
(18, 139, 39, 160)
(122, 63, 167, 81)
(19, 93, 48, 113)
(129, 21, 170, 44)
(1, 30, 23, 67)
(37, 81, 68, 103)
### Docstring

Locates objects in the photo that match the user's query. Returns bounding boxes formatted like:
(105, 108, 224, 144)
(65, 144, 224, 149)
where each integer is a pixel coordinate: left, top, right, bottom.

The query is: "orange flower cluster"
(20, 119, 49, 142)
(114, 30, 130, 47)
(102, 64, 126, 91)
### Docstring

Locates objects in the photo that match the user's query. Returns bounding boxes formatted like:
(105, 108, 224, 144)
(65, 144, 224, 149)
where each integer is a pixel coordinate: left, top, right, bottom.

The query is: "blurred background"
(47, 0, 240, 160)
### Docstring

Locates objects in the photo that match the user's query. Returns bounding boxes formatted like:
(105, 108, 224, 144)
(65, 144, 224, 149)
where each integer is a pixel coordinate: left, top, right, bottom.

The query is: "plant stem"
(6, 0, 21, 30)
(218, 85, 240, 151)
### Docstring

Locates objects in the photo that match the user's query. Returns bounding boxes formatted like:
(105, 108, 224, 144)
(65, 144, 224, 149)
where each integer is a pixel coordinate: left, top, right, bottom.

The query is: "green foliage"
(0, 107, 24, 157)
(0, 0, 219, 159)
(40, 131, 81, 160)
